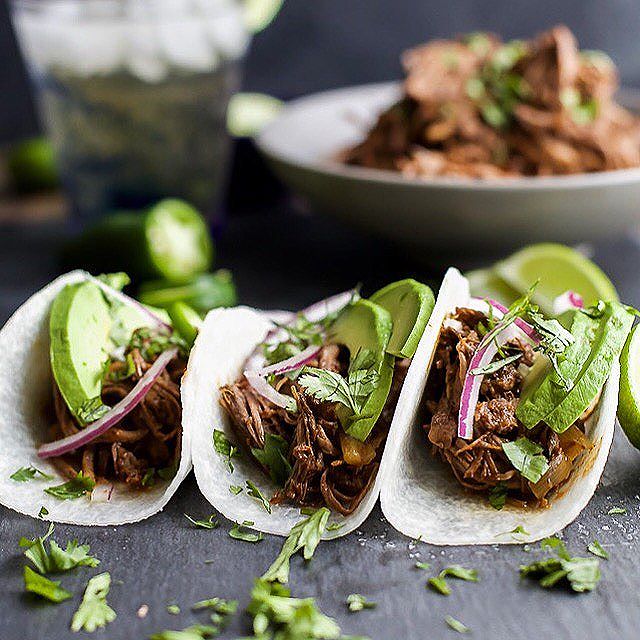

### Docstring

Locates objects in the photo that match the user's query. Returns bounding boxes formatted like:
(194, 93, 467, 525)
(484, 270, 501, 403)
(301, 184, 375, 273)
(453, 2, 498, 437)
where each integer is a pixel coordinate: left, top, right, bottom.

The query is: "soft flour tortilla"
(379, 268, 618, 545)
(186, 300, 443, 539)
(0, 271, 191, 525)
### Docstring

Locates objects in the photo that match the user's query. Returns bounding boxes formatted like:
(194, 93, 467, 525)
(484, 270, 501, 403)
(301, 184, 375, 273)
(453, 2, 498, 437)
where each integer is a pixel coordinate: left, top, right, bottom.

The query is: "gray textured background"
(1, 212, 640, 639)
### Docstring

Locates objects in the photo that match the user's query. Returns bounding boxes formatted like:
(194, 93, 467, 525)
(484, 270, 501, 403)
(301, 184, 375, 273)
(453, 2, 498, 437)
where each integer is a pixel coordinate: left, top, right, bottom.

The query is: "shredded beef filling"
(423, 307, 590, 507)
(50, 348, 185, 487)
(220, 344, 409, 515)
(344, 25, 640, 178)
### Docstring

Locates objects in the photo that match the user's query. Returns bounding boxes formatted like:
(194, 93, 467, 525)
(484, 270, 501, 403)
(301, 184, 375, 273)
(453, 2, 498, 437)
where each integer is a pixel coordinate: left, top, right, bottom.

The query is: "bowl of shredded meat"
(256, 25, 640, 251)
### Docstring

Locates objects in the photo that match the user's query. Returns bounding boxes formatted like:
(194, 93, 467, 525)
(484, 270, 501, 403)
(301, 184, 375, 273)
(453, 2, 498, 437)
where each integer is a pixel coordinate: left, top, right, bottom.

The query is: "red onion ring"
(552, 290, 584, 315)
(38, 347, 178, 458)
(254, 345, 321, 376)
(244, 370, 297, 412)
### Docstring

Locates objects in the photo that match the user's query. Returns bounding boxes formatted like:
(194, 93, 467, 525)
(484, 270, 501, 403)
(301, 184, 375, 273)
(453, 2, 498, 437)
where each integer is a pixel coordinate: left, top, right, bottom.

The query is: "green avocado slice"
(517, 302, 634, 433)
(49, 282, 112, 425)
(517, 309, 600, 429)
(369, 278, 435, 358)
(328, 299, 394, 442)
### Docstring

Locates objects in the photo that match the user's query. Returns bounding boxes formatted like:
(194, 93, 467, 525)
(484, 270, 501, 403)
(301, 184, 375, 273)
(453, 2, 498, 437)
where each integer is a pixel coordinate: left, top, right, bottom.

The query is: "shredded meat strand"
(50, 348, 185, 488)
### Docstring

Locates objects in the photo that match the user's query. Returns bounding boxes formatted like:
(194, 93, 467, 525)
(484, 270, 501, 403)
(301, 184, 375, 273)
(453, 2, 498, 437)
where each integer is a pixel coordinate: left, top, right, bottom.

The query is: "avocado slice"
(50, 282, 112, 425)
(517, 302, 634, 433)
(329, 299, 394, 442)
(370, 279, 435, 358)
(517, 309, 600, 429)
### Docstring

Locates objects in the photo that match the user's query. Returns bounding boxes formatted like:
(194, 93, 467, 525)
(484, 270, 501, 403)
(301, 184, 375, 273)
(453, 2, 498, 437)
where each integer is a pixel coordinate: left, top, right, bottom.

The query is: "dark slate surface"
(1, 209, 640, 640)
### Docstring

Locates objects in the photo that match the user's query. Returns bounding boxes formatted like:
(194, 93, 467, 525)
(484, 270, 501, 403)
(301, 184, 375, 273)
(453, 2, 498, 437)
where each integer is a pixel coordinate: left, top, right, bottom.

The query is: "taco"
(0, 271, 191, 525)
(380, 268, 633, 544)
(185, 280, 437, 537)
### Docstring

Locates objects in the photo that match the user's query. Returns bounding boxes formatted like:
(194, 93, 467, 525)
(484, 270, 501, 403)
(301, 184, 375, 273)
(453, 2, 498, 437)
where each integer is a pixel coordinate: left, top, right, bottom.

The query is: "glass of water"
(10, 0, 250, 221)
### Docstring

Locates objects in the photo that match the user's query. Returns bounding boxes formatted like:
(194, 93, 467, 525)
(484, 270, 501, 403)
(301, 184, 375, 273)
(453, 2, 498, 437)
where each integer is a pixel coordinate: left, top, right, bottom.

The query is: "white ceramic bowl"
(256, 82, 640, 252)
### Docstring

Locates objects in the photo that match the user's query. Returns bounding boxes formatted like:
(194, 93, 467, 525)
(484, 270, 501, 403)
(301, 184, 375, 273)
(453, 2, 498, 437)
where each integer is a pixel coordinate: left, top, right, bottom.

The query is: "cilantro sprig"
(71, 572, 116, 632)
(44, 472, 95, 500)
(10, 466, 53, 482)
(213, 430, 241, 473)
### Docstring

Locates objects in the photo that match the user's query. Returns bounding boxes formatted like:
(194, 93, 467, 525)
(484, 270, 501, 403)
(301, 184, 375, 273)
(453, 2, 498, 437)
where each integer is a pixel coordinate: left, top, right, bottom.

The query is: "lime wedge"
(465, 268, 520, 307)
(494, 243, 618, 315)
(227, 93, 283, 138)
(618, 324, 640, 449)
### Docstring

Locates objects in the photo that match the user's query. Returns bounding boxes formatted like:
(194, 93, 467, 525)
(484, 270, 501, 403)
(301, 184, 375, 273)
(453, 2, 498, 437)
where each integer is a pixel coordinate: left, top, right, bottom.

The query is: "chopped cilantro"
(346, 594, 376, 612)
(326, 522, 344, 532)
(10, 466, 53, 482)
(298, 348, 380, 415)
(167, 604, 181, 615)
(246, 480, 272, 513)
(142, 468, 156, 487)
(245, 579, 341, 639)
(184, 514, 219, 530)
(229, 521, 263, 543)
(445, 615, 470, 633)
(19, 523, 99, 574)
(129, 326, 188, 361)
(415, 561, 431, 571)
(251, 433, 292, 486)
(501, 438, 549, 483)
(488, 483, 508, 510)
(608, 506, 626, 515)
(23, 565, 72, 603)
(192, 597, 237, 630)
(44, 472, 95, 500)
(150, 625, 219, 640)
(520, 539, 601, 592)
(470, 352, 522, 376)
(70, 572, 116, 632)
(229, 485, 243, 495)
(587, 540, 609, 560)
(427, 576, 451, 595)
(38, 506, 48, 519)
(77, 396, 110, 424)
(213, 430, 241, 473)
(262, 508, 329, 583)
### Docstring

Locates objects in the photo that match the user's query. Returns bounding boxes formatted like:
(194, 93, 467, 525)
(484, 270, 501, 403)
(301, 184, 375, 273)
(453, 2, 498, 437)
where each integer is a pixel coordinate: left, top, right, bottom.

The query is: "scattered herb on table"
(587, 540, 609, 560)
(167, 604, 181, 615)
(445, 615, 470, 633)
(229, 521, 264, 543)
(428, 565, 479, 595)
(150, 624, 219, 640)
(10, 466, 53, 482)
(184, 514, 219, 530)
(23, 565, 72, 603)
(262, 508, 330, 583)
(608, 506, 626, 515)
(44, 472, 95, 500)
(19, 523, 99, 573)
(346, 594, 376, 612)
(428, 576, 451, 596)
(192, 597, 238, 629)
(415, 561, 431, 571)
(520, 538, 601, 592)
(246, 480, 272, 513)
(71, 572, 116, 633)
(213, 430, 240, 473)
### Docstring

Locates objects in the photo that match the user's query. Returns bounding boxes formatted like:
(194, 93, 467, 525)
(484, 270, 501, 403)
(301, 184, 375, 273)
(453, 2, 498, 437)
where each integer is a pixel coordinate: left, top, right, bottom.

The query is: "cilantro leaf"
(298, 368, 356, 411)
(588, 540, 609, 560)
(192, 597, 237, 630)
(44, 472, 95, 500)
(167, 604, 181, 615)
(71, 572, 116, 632)
(184, 513, 219, 530)
(520, 540, 601, 592)
(213, 430, 241, 473)
(439, 565, 479, 582)
(427, 576, 451, 595)
(262, 508, 330, 583)
(10, 466, 53, 482)
(246, 579, 341, 639)
(608, 506, 626, 515)
(38, 506, 49, 519)
(246, 480, 272, 514)
(251, 433, 292, 486)
(229, 485, 243, 495)
(470, 352, 522, 376)
(23, 566, 72, 603)
(229, 521, 263, 543)
(488, 483, 508, 510)
(150, 625, 219, 640)
(501, 438, 549, 483)
(346, 594, 376, 612)
(445, 615, 470, 633)
(20, 523, 99, 574)
(415, 561, 431, 570)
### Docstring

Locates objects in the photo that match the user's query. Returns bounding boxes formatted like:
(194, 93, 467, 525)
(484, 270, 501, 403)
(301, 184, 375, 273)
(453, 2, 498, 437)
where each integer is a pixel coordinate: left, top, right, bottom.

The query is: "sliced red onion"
(87, 274, 172, 332)
(552, 290, 584, 316)
(244, 370, 297, 413)
(255, 345, 321, 376)
(457, 326, 514, 440)
(38, 348, 178, 458)
(485, 298, 538, 340)
(299, 289, 357, 324)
